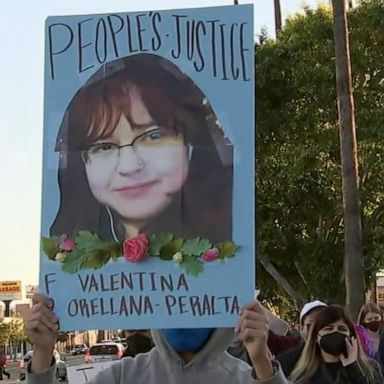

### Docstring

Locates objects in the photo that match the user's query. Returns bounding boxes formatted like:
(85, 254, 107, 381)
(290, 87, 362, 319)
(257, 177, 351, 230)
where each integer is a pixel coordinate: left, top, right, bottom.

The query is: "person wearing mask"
(357, 303, 383, 358)
(25, 294, 290, 384)
(289, 305, 383, 383)
(276, 300, 327, 376)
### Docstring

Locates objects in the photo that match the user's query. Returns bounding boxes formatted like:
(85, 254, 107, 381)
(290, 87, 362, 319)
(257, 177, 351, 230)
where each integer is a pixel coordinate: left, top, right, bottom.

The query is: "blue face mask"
(161, 328, 214, 351)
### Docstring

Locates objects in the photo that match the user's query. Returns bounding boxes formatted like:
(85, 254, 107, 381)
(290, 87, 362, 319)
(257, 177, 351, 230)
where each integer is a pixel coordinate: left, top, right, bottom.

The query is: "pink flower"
(201, 247, 219, 262)
(123, 234, 148, 262)
(59, 237, 75, 251)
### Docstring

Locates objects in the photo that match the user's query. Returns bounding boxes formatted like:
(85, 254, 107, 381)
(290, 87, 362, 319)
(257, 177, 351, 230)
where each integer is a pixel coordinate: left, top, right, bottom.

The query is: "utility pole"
(4, 300, 11, 317)
(331, 0, 365, 321)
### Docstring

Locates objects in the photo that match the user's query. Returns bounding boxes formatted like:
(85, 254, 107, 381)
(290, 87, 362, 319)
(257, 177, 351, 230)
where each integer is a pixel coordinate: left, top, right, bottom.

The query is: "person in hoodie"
(25, 294, 290, 384)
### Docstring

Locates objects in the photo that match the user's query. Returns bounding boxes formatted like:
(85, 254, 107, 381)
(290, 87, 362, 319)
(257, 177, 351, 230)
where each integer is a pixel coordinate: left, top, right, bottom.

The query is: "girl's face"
(83, 86, 189, 226)
(363, 312, 382, 333)
(364, 312, 382, 323)
(316, 319, 351, 359)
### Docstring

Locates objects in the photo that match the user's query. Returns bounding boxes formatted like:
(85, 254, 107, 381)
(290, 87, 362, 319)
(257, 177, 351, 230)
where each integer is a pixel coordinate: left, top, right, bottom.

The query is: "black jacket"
(296, 361, 383, 384)
(276, 343, 304, 377)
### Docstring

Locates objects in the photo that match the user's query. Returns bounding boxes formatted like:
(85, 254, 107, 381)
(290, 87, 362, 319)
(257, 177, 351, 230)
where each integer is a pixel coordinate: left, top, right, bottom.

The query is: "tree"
(0, 317, 26, 360)
(0, 321, 10, 347)
(8, 317, 25, 360)
(274, 0, 283, 36)
(256, 1, 384, 317)
(331, 0, 365, 320)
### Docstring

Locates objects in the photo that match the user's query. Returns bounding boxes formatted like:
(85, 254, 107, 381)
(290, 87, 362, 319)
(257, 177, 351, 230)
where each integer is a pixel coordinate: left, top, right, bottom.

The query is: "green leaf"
(181, 238, 211, 256)
(216, 242, 239, 259)
(159, 238, 184, 260)
(149, 232, 173, 256)
(107, 242, 123, 260)
(61, 249, 86, 274)
(42, 237, 58, 260)
(83, 251, 110, 270)
(179, 255, 204, 276)
(75, 231, 105, 251)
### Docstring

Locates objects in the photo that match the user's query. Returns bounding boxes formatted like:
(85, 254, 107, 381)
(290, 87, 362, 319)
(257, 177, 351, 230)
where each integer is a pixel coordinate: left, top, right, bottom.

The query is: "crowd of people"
(23, 294, 384, 383)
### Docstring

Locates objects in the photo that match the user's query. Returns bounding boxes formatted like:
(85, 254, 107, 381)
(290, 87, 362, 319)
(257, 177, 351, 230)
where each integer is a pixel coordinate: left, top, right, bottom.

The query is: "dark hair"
(50, 53, 233, 242)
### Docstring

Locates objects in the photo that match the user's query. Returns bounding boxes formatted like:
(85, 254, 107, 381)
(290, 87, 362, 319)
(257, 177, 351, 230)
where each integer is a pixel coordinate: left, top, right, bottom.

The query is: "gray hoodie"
(26, 328, 290, 384)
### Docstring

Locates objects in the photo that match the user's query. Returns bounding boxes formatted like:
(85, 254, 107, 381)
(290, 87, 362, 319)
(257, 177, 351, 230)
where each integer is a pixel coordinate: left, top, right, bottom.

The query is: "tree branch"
(258, 255, 305, 308)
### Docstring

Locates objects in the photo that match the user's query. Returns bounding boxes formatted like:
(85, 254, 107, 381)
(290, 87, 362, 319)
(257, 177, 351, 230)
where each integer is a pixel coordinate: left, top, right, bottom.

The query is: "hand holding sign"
(235, 300, 274, 379)
(25, 294, 59, 373)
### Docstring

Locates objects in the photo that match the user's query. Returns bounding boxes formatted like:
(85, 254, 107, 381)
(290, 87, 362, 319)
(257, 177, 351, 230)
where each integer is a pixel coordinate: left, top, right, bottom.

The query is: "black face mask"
(363, 320, 382, 333)
(319, 332, 348, 356)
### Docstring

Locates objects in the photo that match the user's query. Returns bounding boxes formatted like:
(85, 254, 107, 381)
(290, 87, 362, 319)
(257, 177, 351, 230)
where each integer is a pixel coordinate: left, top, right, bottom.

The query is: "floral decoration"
(42, 231, 239, 276)
(123, 234, 148, 262)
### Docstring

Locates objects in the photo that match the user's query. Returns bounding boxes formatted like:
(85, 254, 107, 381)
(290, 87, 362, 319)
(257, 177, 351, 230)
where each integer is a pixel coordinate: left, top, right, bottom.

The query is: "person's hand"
(25, 294, 58, 349)
(235, 300, 269, 359)
(25, 294, 59, 373)
(235, 300, 274, 379)
(340, 336, 358, 366)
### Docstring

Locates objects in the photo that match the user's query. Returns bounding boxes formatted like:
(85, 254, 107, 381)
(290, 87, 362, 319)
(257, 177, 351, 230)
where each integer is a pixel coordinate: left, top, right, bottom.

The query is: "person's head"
(81, 89, 189, 226)
(51, 53, 233, 241)
(299, 300, 327, 340)
(291, 305, 375, 383)
(358, 303, 383, 333)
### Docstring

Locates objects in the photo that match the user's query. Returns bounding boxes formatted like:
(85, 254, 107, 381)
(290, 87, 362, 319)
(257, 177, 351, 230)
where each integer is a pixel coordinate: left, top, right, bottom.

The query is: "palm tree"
(274, 0, 282, 36)
(331, 0, 365, 320)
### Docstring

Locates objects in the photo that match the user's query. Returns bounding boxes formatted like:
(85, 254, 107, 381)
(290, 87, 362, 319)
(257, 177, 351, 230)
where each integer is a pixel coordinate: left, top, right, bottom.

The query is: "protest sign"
(40, 5, 254, 330)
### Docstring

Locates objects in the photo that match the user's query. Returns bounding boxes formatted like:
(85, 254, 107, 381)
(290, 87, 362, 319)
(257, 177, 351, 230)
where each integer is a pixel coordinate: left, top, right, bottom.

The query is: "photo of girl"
(50, 53, 233, 245)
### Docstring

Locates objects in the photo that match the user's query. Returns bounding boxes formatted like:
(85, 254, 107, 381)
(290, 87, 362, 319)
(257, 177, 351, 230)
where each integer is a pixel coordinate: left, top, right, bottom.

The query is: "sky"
(0, 0, 319, 293)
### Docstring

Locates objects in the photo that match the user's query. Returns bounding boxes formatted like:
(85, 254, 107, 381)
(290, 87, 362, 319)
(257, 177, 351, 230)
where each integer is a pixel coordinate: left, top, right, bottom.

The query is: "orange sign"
(0, 281, 21, 301)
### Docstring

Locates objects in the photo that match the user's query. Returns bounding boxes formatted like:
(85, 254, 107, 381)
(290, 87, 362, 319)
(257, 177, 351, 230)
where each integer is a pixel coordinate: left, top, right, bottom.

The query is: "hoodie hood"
(151, 328, 236, 367)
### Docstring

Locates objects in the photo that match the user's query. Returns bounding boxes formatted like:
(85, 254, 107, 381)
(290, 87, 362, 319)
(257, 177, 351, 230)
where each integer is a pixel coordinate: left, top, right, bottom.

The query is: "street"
(3, 353, 86, 384)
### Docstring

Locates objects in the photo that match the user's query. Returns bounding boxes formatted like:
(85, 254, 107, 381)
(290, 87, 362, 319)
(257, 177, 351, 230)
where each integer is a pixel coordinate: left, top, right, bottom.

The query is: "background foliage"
(256, 0, 384, 319)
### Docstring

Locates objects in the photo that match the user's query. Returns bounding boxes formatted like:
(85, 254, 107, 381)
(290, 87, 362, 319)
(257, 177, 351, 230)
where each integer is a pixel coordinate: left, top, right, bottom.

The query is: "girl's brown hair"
(51, 53, 233, 242)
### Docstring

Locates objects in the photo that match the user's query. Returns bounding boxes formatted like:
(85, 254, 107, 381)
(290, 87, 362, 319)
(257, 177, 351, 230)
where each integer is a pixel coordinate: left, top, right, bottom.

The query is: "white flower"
(55, 252, 67, 263)
(172, 252, 183, 264)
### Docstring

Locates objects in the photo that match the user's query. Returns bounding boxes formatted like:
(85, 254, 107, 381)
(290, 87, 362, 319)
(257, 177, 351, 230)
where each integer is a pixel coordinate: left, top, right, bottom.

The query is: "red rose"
(123, 234, 148, 262)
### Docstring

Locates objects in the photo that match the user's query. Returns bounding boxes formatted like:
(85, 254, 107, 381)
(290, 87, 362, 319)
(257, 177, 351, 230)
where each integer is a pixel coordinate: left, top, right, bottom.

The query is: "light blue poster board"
(40, 4, 254, 331)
